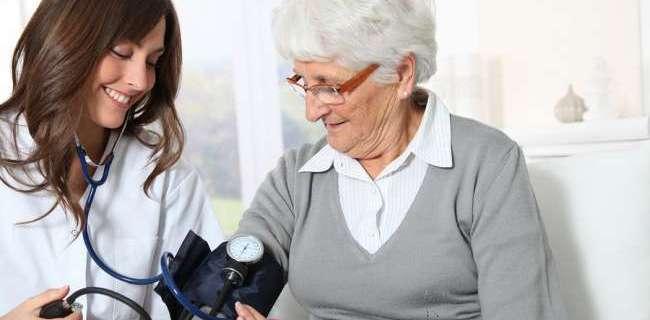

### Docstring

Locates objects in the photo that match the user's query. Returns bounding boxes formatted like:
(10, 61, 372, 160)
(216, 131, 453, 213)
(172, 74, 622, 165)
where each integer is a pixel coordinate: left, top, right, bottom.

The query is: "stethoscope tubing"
(76, 141, 220, 319)
(78, 145, 163, 285)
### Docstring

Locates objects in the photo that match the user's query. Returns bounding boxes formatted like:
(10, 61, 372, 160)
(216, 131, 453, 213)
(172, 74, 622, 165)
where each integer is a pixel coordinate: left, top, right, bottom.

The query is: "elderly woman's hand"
(234, 302, 266, 320)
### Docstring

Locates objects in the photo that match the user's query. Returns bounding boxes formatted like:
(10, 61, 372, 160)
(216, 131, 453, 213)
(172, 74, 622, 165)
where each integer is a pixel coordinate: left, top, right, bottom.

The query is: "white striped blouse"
(300, 90, 453, 254)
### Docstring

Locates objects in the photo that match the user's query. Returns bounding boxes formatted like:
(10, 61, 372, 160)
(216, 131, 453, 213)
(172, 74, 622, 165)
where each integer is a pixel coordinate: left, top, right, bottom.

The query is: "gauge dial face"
(226, 235, 264, 263)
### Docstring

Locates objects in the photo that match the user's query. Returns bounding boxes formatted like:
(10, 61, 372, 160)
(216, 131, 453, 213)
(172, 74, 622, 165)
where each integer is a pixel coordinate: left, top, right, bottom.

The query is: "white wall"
(478, 0, 643, 128)
(429, 0, 645, 130)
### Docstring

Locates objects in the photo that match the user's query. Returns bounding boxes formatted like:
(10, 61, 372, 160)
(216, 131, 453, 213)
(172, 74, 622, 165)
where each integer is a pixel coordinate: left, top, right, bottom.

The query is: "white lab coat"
(0, 115, 225, 319)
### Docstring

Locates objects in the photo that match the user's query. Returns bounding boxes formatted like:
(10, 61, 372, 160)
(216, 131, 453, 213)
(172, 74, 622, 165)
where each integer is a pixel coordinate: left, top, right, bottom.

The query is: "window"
(175, 1, 242, 234)
(0, 0, 39, 101)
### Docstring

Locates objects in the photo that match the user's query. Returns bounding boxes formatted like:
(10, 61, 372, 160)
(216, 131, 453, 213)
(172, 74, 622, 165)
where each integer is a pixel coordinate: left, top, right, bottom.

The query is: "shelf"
(502, 116, 650, 158)
(503, 116, 649, 146)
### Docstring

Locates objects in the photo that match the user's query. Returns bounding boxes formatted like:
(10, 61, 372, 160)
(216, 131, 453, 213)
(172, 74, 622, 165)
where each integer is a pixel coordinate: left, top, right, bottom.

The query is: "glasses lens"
(314, 86, 344, 105)
(288, 83, 306, 98)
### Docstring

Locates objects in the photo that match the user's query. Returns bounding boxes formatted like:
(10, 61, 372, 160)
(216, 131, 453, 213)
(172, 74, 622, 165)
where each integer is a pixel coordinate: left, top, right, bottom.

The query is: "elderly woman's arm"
(235, 149, 302, 280)
(470, 146, 567, 319)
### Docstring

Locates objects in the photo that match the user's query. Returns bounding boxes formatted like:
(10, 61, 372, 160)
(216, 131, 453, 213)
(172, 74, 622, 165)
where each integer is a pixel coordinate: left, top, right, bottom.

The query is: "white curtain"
(0, 0, 37, 101)
(231, 0, 283, 207)
(642, 0, 650, 114)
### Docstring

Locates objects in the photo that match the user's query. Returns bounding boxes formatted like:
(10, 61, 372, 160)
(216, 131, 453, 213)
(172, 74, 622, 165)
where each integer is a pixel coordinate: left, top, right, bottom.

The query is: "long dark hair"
(0, 0, 184, 228)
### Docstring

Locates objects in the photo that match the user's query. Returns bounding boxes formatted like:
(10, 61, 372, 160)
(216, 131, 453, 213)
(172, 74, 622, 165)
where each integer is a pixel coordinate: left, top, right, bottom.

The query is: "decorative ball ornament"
(554, 85, 588, 123)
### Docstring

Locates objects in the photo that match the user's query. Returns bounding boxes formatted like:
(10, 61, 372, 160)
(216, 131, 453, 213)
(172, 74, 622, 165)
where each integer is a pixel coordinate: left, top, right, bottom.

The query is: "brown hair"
(0, 0, 184, 228)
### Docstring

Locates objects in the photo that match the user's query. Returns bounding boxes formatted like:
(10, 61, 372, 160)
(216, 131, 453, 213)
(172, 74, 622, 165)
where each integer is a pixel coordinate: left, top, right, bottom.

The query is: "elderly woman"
(234, 0, 567, 319)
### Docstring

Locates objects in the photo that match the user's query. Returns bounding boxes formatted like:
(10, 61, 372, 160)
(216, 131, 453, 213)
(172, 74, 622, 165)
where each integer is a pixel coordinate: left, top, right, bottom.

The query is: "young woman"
(0, 0, 223, 319)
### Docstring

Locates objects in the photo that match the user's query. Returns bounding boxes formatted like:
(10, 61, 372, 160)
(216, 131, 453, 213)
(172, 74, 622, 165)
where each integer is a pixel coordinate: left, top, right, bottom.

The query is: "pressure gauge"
(226, 234, 264, 264)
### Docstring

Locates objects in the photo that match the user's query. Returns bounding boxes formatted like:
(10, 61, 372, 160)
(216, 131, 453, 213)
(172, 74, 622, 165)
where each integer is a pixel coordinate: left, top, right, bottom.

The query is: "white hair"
(272, 0, 437, 84)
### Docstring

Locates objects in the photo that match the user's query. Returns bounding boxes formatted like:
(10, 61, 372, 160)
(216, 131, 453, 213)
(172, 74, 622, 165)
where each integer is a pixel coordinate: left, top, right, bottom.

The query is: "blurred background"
(0, 0, 648, 235)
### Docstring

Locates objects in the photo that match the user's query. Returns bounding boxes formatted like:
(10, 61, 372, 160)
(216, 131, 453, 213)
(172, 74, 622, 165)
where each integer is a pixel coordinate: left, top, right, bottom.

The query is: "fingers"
(0, 286, 73, 320)
(235, 302, 253, 320)
(235, 302, 266, 320)
(26, 286, 70, 309)
(62, 311, 82, 320)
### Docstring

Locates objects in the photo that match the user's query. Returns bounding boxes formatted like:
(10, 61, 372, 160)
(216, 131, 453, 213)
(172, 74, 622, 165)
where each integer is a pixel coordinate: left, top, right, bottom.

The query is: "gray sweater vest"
(237, 115, 567, 320)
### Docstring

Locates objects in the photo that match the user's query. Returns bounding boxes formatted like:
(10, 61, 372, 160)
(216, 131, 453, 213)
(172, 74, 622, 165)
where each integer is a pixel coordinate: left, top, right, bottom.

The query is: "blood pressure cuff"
(154, 231, 285, 319)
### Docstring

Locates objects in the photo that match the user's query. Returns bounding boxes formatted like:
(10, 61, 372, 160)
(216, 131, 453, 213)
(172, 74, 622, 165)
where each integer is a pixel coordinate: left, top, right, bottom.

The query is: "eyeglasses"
(286, 64, 379, 105)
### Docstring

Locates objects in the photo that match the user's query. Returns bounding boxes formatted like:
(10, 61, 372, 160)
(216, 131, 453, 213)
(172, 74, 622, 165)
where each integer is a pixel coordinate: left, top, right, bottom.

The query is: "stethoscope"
(72, 111, 232, 320)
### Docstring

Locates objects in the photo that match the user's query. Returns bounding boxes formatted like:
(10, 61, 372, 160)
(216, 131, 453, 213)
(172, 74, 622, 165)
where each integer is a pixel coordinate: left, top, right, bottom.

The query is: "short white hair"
(272, 0, 437, 84)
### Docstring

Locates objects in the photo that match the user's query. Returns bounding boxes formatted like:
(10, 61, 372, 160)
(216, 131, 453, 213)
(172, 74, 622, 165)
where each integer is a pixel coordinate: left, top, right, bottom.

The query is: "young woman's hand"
(234, 302, 266, 320)
(0, 286, 82, 320)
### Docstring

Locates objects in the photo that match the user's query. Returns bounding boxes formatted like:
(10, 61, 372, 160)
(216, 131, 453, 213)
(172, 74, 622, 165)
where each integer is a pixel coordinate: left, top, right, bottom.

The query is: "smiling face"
(293, 60, 404, 159)
(84, 18, 166, 130)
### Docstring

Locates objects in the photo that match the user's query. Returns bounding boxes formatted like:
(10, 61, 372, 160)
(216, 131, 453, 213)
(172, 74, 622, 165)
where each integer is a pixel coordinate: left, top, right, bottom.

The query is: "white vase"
(554, 85, 588, 123)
